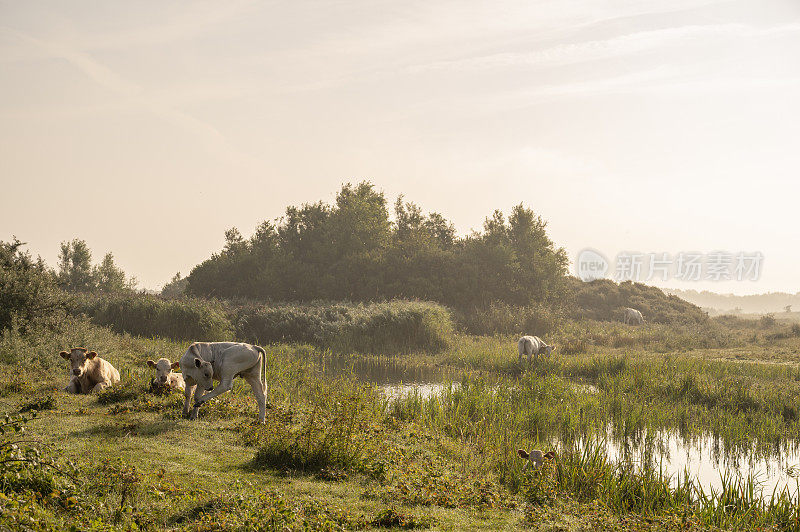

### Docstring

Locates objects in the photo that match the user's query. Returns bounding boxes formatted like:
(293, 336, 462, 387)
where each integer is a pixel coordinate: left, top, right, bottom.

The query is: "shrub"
(456, 302, 561, 336)
(252, 377, 381, 473)
(236, 300, 453, 353)
(72, 293, 233, 341)
(97, 379, 148, 405)
(0, 238, 64, 332)
(371, 507, 433, 529)
(569, 278, 707, 325)
(0, 411, 77, 497)
(759, 313, 777, 328)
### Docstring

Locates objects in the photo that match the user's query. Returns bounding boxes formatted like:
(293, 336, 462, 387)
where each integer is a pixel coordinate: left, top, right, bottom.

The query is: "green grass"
(4, 314, 800, 530)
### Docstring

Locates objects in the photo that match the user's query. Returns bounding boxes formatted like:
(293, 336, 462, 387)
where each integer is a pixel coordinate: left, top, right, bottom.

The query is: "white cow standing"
(518, 335, 555, 364)
(623, 307, 645, 325)
(179, 342, 267, 423)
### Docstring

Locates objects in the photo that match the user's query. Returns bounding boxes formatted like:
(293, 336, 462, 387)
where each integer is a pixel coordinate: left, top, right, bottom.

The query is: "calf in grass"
(179, 342, 267, 423)
(147, 358, 185, 392)
(60, 347, 120, 394)
(518, 449, 556, 469)
(518, 335, 555, 364)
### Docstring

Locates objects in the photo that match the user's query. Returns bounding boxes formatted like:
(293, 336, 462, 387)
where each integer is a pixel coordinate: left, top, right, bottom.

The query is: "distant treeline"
(667, 289, 800, 315)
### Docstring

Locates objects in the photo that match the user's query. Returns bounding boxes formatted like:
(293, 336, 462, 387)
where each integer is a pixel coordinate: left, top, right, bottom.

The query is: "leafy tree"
(93, 253, 136, 293)
(57, 240, 135, 294)
(57, 239, 93, 292)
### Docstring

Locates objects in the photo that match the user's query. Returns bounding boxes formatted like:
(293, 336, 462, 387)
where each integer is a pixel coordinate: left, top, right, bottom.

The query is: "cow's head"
(147, 358, 180, 384)
(543, 344, 556, 356)
(60, 347, 97, 377)
(182, 356, 214, 391)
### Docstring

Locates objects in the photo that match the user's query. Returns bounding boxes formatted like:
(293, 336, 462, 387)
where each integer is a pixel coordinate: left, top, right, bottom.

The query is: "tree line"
(185, 182, 570, 310)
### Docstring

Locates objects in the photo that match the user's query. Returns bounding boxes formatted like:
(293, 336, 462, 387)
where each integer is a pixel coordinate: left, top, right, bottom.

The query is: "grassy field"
(3, 314, 800, 530)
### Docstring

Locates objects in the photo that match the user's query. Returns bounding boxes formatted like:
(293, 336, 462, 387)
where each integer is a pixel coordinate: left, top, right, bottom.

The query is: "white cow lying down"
(518, 335, 555, 364)
(179, 342, 267, 423)
(147, 358, 185, 391)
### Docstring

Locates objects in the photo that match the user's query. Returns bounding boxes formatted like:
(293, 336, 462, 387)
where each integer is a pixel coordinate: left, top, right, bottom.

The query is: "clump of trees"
(57, 239, 136, 294)
(186, 182, 570, 310)
(0, 238, 64, 332)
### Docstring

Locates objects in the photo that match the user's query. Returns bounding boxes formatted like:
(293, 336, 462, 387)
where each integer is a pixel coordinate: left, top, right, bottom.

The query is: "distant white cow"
(623, 307, 644, 325)
(147, 358, 185, 392)
(179, 342, 267, 423)
(518, 335, 555, 364)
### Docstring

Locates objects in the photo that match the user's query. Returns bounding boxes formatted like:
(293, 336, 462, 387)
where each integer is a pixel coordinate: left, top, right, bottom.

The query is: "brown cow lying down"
(60, 347, 120, 394)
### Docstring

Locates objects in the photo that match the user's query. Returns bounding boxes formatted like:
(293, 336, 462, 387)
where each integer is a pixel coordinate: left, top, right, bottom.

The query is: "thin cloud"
(413, 23, 800, 73)
(465, 66, 800, 116)
(2, 27, 260, 170)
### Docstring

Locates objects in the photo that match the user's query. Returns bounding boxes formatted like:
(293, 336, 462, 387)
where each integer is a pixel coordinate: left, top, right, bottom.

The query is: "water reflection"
(381, 382, 453, 401)
(318, 354, 800, 500)
(586, 426, 800, 500)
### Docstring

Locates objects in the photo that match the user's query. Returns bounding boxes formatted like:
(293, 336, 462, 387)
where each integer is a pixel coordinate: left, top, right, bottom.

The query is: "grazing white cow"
(623, 307, 644, 325)
(60, 347, 120, 394)
(518, 335, 555, 364)
(179, 342, 267, 423)
(147, 358, 185, 392)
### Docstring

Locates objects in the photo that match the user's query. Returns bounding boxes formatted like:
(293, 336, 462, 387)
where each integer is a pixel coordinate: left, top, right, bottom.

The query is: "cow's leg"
(193, 377, 234, 407)
(64, 377, 80, 394)
(184, 384, 197, 419)
(242, 370, 266, 424)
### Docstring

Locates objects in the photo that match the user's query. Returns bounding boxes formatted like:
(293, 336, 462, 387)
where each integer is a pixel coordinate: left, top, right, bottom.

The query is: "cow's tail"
(255, 345, 267, 393)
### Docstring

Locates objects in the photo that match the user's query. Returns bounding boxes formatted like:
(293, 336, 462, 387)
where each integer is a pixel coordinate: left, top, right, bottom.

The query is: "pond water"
(594, 427, 800, 499)
(319, 356, 800, 499)
(319, 356, 456, 400)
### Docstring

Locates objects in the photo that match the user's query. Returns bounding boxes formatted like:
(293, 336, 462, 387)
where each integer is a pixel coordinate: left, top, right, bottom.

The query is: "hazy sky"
(2, 0, 799, 294)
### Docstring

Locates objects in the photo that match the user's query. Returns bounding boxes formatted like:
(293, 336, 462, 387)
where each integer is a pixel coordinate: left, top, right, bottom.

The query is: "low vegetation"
(235, 300, 454, 353)
(71, 293, 234, 342)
